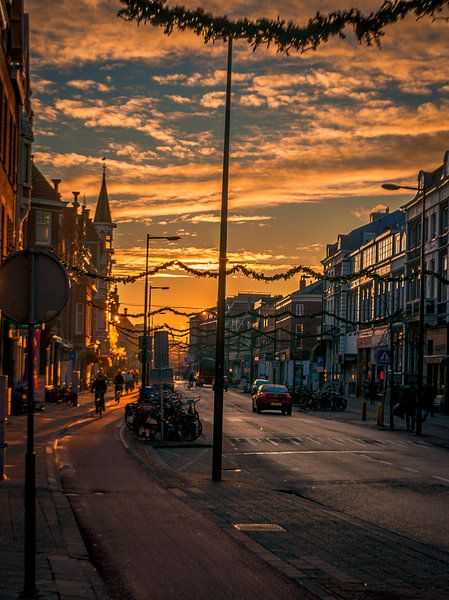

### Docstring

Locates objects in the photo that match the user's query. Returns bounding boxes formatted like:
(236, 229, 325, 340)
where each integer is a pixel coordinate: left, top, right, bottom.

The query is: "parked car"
(252, 384, 292, 415)
(251, 378, 270, 395)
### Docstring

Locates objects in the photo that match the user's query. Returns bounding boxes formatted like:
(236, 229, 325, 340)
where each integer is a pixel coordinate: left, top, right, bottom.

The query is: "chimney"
(299, 275, 307, 290)
(370, 207, 389, 223)
(72, 191, 80, 208)
(124, 307, 128, 316)
(51, 178, 61, 192)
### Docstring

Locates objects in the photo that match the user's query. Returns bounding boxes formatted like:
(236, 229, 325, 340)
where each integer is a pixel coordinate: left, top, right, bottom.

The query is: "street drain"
(233, 523, 286, 532)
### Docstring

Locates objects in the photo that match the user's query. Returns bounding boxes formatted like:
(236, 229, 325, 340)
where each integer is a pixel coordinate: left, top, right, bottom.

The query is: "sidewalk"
(309, 395, 449, 449)
(0, 392, 112, 600)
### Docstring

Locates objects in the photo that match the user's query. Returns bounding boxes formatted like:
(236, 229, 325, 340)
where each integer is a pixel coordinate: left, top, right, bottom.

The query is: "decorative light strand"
(118, 0, 448, 54)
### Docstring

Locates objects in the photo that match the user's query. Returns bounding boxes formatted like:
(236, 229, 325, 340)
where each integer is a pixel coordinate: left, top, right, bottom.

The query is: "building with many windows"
(402, 151, 449, 410)
(322, 209, 405, 393)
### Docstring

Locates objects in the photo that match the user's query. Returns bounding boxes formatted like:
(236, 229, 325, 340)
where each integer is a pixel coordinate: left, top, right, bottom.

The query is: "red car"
(252, 384, 292, 415)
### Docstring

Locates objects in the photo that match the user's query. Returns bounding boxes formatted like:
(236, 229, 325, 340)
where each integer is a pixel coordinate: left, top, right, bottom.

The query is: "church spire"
(94, 158, 113, 224)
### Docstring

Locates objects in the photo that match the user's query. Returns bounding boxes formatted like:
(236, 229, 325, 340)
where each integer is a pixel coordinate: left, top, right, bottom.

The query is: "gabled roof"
(31, 163, 62, 203)
(94, 170, 113, 224)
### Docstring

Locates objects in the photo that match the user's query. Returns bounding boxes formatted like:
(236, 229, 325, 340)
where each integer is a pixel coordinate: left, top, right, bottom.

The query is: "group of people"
(392, 384, 436, 432)
(90, 368, 140, 414)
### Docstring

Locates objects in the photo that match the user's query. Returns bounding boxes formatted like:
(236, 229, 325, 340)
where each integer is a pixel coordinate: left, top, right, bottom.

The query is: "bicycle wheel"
(125, 408, 135, 430)
(177, 415, 202, 441)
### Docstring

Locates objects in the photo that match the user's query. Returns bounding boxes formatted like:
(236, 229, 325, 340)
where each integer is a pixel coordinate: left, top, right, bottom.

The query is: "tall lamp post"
(141, 235, 180, 389)
(212, 36, 233, 482)
(382, 171, 431, 436)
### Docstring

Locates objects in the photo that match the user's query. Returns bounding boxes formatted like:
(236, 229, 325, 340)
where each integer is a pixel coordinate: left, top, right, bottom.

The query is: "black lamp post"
(212, 36, 233, 482)
(382, 172, 431, 436)
(141, 235, 179, 389)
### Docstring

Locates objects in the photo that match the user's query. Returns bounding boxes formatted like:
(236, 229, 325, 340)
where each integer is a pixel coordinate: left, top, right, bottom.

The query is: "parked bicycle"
(297, 387, 347, 412)
(125, 393, 202, 442)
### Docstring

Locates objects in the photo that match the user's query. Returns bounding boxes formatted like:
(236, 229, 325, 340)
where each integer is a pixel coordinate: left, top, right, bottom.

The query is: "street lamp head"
(381, 182, 418, 192)
(166, 236, 181, 241)
(381, 183, 401, 191)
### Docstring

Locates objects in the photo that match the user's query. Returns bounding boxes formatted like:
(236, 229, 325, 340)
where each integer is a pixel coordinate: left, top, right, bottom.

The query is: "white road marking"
(434, 476, 449, 483)
(266, 438, 279, 446)
(227, 450, 385, 456)
(305, 437, 322, 445)
(377, 460, 392, 466)
(403, 467, 419, 473)
(290, 438, 302, 446)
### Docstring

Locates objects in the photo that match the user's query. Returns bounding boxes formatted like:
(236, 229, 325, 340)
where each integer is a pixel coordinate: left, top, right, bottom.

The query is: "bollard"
(362, 400, 367, 421)
(377, 401, 384, 426)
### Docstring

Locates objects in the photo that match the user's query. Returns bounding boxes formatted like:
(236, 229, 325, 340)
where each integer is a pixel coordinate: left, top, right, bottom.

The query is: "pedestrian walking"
(369, 379, 378, 406)
(404, 384, 417, 432)
(124, 370, 133, 394)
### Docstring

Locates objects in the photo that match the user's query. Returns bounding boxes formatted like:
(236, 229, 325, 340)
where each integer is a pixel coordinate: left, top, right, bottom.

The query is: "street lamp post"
(148, 285, 169, 441)
(382, 172, 431, 436)
(212, 36, 233, 482)
(141, 235, 179, 390)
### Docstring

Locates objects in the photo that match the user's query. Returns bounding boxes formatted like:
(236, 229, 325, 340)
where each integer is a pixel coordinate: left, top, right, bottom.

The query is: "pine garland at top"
(118, 0, 448, 53)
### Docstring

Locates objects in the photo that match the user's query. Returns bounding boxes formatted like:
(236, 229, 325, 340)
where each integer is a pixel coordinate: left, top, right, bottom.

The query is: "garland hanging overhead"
(118, 0, 448, 53)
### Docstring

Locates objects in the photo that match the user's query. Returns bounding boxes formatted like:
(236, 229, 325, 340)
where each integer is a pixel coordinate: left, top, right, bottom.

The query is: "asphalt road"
(177, 386, 449, 551)
(56, 387, 449, 599)
(56, 392, 308, 600)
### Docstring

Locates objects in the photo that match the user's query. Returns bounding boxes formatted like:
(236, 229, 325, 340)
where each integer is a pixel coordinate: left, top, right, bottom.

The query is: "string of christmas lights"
(63, 258, 448, 286)
(118, 0, 448, 54)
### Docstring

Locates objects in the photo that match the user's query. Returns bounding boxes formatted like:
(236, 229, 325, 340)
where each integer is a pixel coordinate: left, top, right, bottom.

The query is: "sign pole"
(24, 249, 36, 599)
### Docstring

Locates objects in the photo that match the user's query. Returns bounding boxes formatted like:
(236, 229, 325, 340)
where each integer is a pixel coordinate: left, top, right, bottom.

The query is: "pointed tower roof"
(94, 162, 113, 224)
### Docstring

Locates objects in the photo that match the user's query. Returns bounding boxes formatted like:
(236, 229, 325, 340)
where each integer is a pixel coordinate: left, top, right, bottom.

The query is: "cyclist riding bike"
(91, 373, 107, 414)
(113, 370, 125, 403)
(187, 372, 196, 389)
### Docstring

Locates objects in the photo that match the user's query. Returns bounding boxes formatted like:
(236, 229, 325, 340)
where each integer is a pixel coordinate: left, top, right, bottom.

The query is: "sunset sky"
(27, 0, 449, 330)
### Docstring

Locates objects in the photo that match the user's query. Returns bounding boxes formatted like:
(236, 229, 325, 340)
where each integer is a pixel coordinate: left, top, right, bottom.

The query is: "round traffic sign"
(0, 249, 70, 324)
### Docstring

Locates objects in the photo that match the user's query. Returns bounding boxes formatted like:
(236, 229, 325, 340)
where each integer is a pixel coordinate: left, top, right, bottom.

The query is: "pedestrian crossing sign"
(377, 349, 391, 365)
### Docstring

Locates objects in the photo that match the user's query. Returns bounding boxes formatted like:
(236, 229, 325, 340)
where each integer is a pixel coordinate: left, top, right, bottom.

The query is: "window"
(439, 255, 448, 302)
(353, 253, 361, 273)
(441, 206, 448, 234)
(424, 216, 429, 242)
(35, 210, 52, 245)
(75, 303, 85, 335)
(431, 213, 437, 239)
(429, 259, 435, 298)
(105, 233, 112, 250)
(378, 237, 393, 262)
(295, 303, 304, 316)
(363, 244, 376, 268)
(295, 324, 304, 349)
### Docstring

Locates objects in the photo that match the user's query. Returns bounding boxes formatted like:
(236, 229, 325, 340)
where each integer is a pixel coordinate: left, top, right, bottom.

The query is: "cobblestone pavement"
(0, 394, 115, 600)
(121, 397, 449, 600)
